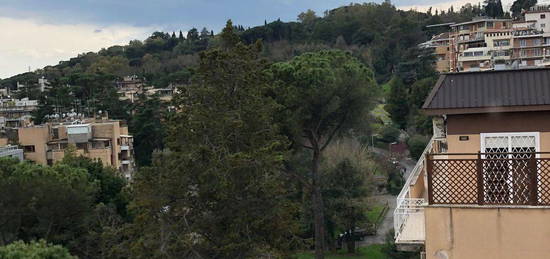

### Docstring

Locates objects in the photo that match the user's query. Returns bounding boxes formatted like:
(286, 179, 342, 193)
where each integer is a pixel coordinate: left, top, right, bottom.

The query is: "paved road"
(357, 150, 418, 246)
(358, 194, 396, 246)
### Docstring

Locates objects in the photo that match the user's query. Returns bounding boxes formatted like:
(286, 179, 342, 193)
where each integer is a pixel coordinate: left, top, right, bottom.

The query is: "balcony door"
(481, 133, 539, 204)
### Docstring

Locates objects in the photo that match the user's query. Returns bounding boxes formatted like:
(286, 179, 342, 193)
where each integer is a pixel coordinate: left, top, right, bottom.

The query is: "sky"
(0, 0, 518, 79)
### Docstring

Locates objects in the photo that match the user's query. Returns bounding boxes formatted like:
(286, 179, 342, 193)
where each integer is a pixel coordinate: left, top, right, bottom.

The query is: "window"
(23, 145, 35, 152)
(487, 21, 494, 28)
(521, 49, 528, 57)
(495, 39, 510, 46)
(481, 133, 539, 204)
(520, 39, 527, 46)
(542, 14, 546, 19)
(52, 128, 59, 139)
(534, 39, 541, 46)
(76, 143, 88, 150)
(534, 48, 543, 56)
(542, 23, 546, 28)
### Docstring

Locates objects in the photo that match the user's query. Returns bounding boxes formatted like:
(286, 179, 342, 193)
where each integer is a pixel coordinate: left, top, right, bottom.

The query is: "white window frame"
(480, 132, 540, 203)
(480, 132, 540, 156)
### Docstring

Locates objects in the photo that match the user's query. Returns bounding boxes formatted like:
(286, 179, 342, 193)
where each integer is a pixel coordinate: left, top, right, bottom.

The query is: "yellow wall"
(425, 206, 550, 259)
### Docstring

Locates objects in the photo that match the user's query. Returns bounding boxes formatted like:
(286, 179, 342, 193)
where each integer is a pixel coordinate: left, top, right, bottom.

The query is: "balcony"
(0, 145, 23, 160)
(426, 152, 550, 206)
(394, 138, 441, 246)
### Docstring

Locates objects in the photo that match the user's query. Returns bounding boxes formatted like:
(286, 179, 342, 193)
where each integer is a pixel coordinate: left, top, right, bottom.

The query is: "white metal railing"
(393, 137, 434, 241)
(394, 198, 425, 243)
(0, 146, 23, 159)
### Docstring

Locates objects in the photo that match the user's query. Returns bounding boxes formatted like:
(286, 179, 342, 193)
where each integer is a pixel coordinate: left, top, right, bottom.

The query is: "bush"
(379, 124, 401, 143)
(0, 240, 76, 259)
(407, 134, 430, 160)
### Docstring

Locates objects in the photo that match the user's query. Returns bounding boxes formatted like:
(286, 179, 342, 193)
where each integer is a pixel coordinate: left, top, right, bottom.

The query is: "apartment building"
(394, 68, 550, 259)
(16, 117, 134, 178)
(117, 75, 177, 103)
(117, 75, 145, 103)
(420, 32, 452, 72)
(450, 18, 513, 71)
(0, 98, 38, 128)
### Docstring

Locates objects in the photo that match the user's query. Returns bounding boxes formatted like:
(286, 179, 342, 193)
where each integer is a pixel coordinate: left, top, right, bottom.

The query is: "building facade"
(423, 6, 550, 72)
(394, 68, 550, 259)
(0, 98, 38, 128)
(16, 118, 135, 178)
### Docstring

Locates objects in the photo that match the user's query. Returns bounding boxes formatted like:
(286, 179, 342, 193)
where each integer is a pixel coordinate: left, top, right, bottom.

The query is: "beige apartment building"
(16, 118, 134, 178)
(394, 68, 550, 259)
(421, 32, 452, 72)
(450, 18, 513, 71)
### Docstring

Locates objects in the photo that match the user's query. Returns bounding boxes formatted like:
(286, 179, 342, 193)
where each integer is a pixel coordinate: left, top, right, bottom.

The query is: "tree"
(128, 21, 298, 258)
(130, 94, 165, 167)
(0, 158, 96, 250)
(324, 160, 368, 253)
(511, 0, 537, 18)
(321, 138, 374, 254)
(178, 30, 184, 41)
(0, 240, 76, 259)
(484, 0, 504, 18)
(386, 77, 409, 129)
(270, 50, 377, 259)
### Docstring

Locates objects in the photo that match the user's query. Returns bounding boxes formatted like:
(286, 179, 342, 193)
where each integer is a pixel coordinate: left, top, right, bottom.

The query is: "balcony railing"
(393, 137, 436, 244)
(427, 152, 550, 206)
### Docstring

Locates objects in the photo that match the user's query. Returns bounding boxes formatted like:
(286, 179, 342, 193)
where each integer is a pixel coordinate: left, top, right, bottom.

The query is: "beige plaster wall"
(425, 206, 550, 259)
(18, 126, 49, 165)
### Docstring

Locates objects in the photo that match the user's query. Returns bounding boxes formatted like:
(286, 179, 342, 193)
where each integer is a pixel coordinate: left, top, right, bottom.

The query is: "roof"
(451, 18, 512, 27)
(423, 68, 550, 115)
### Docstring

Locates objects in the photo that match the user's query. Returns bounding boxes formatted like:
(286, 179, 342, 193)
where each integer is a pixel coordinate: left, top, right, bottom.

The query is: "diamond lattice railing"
(427, 153, 550, 206)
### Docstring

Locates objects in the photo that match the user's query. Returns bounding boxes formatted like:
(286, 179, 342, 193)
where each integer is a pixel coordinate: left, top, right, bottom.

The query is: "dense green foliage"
(0, 155, 127, 259)
(0, 240, 76, 259)
(126, 23, 298, 258)
(511, 0, 537, 18)
(130, 94, 167, 167)
(270, 50, 377, 258)
(0, 2, 499, 257)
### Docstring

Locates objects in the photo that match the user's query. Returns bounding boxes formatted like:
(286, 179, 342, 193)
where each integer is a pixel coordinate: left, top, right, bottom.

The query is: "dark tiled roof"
(423, 68, 550, 113)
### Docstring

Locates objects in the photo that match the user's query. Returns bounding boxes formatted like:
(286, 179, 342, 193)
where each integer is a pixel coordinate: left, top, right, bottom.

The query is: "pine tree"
(129, 20, 298, 258)
(178, 30, 184, 41)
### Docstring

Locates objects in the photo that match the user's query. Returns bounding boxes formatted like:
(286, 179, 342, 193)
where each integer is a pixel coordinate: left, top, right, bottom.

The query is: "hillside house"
(394, 68, 550, 259)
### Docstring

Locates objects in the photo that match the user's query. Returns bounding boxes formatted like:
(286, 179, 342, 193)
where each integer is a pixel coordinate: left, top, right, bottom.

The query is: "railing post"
(529, 153, 538, 205)
(426, 153, 433, 205)
(476, 152, 484, 205)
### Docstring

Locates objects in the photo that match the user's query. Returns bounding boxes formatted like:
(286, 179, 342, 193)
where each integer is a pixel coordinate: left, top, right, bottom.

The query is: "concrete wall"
(425, 206, 550, 259)
(18, 126, 49, 165)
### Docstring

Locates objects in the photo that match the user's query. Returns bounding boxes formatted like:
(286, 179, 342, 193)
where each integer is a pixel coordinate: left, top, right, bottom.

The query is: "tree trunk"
(346, 230, 356, 254)
(312, 148, 326, 259)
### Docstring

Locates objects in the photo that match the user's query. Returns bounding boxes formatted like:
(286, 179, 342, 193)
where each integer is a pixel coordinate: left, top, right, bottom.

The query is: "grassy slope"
(294, 244, 387, 259)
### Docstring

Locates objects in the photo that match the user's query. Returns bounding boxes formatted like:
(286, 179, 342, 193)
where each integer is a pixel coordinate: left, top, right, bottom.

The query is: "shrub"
(407, 134, 430, 160)
(0, 240, 76, 259)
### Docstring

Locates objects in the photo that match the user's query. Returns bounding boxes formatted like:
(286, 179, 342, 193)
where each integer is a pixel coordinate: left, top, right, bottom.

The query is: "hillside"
(0, 2, 479, 89)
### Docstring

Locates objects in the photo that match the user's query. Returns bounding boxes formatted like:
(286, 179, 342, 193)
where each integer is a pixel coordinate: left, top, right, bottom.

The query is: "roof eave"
(423, 105, 550, 116)
(422, 74, 447, 110)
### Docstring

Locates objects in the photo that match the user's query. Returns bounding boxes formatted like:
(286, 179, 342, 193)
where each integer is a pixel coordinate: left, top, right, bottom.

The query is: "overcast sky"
(0, 0, 516, 79)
